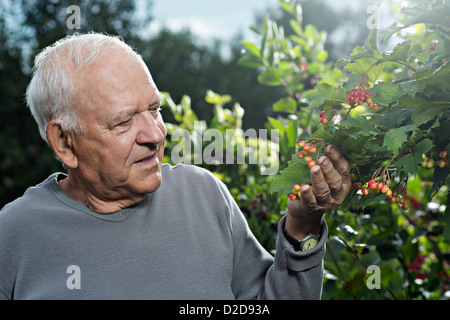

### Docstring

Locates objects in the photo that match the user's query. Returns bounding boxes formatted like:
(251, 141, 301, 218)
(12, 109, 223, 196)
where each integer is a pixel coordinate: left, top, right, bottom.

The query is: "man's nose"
(135, 111, 166, 146)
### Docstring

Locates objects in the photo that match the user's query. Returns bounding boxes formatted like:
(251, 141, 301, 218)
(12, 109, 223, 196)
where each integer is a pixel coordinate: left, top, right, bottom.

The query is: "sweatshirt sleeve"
(217, 179, 327, 300)
(261, 215, 327, 300)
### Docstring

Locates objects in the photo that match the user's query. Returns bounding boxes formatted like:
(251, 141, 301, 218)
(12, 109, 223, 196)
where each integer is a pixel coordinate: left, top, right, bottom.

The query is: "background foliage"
(1, 0, 449, 299)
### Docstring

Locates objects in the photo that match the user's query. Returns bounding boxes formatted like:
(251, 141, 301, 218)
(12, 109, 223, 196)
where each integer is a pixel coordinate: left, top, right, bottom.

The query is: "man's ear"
(46, 120, 78, 169)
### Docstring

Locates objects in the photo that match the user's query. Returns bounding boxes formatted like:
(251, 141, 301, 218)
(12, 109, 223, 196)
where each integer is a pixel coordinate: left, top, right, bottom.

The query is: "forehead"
(74, 48, 159, 117)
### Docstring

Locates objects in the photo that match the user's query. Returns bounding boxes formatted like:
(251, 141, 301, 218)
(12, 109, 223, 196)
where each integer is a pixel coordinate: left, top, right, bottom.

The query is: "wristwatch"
(284, 228, 320, 251)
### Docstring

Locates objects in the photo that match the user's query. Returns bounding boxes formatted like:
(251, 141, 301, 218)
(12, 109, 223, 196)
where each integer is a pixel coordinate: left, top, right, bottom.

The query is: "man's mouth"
(134, 153, 158, 166)
(136, 156, 153, 163)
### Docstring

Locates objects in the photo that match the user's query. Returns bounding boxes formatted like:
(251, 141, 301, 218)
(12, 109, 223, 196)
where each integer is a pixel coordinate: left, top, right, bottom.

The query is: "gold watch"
(284, 228, 320, 251)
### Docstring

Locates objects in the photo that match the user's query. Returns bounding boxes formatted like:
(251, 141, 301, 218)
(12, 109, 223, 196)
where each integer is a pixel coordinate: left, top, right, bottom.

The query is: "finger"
(299, 184, 318, 209)
(326, 145, 351, 178)
(309, 165, 332, 206)
(318, 155, 345, 199)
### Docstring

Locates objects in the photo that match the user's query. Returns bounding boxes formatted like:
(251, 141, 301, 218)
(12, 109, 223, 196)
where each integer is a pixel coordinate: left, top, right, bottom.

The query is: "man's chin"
(136, 171, 162, 195)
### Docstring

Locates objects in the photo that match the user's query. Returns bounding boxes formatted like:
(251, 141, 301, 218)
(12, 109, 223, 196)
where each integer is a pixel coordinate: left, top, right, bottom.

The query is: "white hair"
(26, 32, 141, 144)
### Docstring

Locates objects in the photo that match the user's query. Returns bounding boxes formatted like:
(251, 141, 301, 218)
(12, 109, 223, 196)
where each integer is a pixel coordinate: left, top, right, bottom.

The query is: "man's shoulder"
(0, 173, 60, 223)
(160, 163, 228, 195)
(162, 163, 220, 183)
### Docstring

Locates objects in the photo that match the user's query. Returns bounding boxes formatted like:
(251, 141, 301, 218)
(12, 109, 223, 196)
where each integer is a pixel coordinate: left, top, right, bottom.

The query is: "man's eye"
(117, 118, 132, 127)
(150, 107, 162, 115)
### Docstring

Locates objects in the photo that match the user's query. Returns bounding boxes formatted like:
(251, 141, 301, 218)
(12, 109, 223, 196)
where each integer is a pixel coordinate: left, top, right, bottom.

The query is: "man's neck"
(58, 172, 145, 214)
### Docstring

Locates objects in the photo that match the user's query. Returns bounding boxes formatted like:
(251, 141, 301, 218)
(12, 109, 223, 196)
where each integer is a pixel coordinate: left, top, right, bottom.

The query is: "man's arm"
(228, 145, 350, 300)
(285, 145, 351, 241)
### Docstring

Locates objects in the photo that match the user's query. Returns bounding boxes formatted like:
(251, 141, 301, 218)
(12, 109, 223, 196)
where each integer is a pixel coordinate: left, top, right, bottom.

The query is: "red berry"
(310, 145, 317, 153)
(376, 182, 383, 190)
(352, 182, 362, 190)
(440, 151, 447, 159)
(303, 144, 311, 151)
(386, 189, 392, 197)
(289, 193, 297, 201)
(293, 184, 301, 192)
(402, 203, 409, 210)
(362, 188, 369, 195)
(304, 155, 312, 163)
(438, 159, 446, 168)
(320, 118, 328, 124)
(368, 180, 376, 189)
(298, 141, 305, 148)
(298, 151, 305, 159)
(308, 160, 316, 169)
(319, 111, 325, 117)
(380, 185, 389, 193)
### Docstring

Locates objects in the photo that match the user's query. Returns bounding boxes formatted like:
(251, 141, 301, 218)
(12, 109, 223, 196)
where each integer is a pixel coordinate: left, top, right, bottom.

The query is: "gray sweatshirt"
(0, 164, 327, 300)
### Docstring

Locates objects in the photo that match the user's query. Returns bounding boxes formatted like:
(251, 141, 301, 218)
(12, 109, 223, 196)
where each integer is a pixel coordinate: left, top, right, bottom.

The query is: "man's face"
(69, 49, 166, 202)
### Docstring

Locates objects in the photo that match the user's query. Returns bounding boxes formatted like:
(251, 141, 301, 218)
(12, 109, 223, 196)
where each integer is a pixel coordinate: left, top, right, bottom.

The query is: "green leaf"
(304, 83, 346, 110)
(258, 68, 283, 86)
(304, 83, 333, 109)
(412, 104, 449, 126)
(279, 0, 294, 14)
(344, 46, 384, 82)
(367, 28, 378, 51)
(238, 54, 264, 68)
(344, 117, 377, 135)
(368, 82, 401, 106)
(418, 61, 450, 91)
(205, 90, 232, 106)
(379, 22, 402, 42)
(289, 19, 302, 36)
(316, 50, 328, 63)
(369, 108, 414, 129)
(383, 124, 416, 154)
(267, 117, 285, 134)
(273, 97, 297, 113)
(397, 139, 434, 176)
(241, 41, 261, 57)
(382, 41, 411, 63)
(269, 154, 311, 194)
(285, 119, 298, 147)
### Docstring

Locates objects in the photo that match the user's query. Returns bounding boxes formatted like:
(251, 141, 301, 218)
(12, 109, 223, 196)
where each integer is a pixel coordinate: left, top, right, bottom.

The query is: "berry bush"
(239, 0, 450, 299)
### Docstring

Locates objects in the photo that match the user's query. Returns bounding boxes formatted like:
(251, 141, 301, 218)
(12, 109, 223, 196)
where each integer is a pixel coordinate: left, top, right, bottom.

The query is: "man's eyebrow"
(107, 111, 135, 127)
(107, 93, 164, 127)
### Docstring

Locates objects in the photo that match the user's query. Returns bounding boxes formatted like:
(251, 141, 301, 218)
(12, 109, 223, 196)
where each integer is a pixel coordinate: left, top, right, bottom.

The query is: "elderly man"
(0, 33, 351, 300)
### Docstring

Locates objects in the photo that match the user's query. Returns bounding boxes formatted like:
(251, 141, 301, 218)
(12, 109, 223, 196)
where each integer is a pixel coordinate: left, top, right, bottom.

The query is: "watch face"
(302, 238, 318, 251)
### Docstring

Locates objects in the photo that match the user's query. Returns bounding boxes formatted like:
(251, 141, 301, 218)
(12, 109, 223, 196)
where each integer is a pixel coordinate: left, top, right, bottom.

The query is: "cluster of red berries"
(319, 111, 328, 124)
(351, 175, 409, 210)
(289, 183, 313, 201)
(346, 89, 378, 111)
(288, 141, 321, 201)
(422, 151, 448, 169)
(297, 141, 318, 169)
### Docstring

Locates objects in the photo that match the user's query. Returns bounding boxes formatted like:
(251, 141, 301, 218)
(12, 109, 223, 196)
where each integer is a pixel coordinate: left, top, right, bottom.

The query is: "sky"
(149, 0, 281, 43)
(146, 0, 403, 56)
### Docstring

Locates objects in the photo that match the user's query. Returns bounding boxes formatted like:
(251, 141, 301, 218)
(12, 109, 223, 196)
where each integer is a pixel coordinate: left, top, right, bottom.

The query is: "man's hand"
(285, 145, 351, 240)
